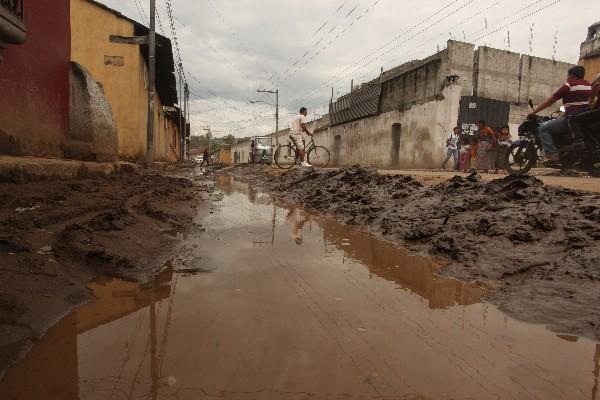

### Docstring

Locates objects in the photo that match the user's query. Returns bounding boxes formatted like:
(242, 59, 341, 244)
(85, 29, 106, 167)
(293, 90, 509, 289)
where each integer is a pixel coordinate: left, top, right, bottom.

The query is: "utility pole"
(178, 63, 183, 163)
(183, 81, 189, 162)
(185, 83, 190, 160)
(203, 126, 211, 155)
(146, 0, 156, 165)
(257, 89, 279, 133)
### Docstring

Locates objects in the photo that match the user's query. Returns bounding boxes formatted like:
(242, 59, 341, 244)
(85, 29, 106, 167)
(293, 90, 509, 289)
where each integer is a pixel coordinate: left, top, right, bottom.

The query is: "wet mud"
(1, 175, 598, 399)
(0, 164, 211, 377)
(229, 165, 600, 339)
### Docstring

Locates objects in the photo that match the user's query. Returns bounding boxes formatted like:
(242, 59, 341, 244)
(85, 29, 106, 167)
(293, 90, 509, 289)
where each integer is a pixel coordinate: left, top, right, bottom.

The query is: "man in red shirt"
(529, 66, 591, 164)
(569, 73, 600, 147)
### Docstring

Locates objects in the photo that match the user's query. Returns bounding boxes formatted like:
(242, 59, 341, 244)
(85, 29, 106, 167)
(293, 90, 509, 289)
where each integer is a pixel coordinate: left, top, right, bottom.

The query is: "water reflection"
(221, 174, 486, 309)
(286, 207, 309, 245)
(2, 175, 600, 400)
(0, 269, 174, 400)
(318, 216, 486, 309)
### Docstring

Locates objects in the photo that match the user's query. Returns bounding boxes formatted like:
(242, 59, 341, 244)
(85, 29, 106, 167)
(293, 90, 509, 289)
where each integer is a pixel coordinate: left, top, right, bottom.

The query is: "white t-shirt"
(446, 132, 459, 150)
(291, 114, 307, 135)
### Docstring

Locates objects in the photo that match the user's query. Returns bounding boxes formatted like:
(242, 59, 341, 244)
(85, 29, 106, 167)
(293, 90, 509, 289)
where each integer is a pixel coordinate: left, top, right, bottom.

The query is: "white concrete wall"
(320, 81, 462, 169)
(231, 141, 251, 164)
(474, 47, 521, 102)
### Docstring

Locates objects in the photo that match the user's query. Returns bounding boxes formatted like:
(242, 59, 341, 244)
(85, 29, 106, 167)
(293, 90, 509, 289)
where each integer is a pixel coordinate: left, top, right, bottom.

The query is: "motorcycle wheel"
(505, 142, 537, 175)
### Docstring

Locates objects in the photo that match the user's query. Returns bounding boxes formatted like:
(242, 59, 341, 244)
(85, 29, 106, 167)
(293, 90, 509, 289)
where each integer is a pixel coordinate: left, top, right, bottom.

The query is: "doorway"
(333, 135, 342, 166)
(391, 123, 402, 166)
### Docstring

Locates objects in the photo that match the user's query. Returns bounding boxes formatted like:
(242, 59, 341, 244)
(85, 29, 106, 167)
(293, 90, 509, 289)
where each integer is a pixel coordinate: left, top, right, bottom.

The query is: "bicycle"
(274, 137, 331, 169)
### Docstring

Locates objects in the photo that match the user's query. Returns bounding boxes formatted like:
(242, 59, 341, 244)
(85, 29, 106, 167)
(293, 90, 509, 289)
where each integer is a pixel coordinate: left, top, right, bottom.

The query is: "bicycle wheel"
(274, 145, 298, 169)
(307, 146, 331, 167)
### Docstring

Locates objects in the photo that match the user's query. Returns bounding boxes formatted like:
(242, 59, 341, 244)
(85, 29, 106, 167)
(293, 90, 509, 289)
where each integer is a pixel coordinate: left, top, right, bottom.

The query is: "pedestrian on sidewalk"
(200, 148, 210, 166)
(459, 137, 471, 172)
(475, 120, 496, 173)
(441, 127, 461, 170)
(494, 125, 512, 174)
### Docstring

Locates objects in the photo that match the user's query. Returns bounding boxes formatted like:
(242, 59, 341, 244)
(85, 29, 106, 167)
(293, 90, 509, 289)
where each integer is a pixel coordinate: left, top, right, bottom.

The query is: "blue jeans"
(538, 116, 568, 159)
(441, 148, 459, 169)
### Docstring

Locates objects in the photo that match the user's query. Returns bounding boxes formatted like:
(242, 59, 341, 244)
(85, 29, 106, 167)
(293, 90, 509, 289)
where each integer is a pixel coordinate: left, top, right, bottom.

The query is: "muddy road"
(380, 168, 600, 194)
(229, 165, 600, 340)
(1, 174, 598, 400)
(0, 164, 213, 377)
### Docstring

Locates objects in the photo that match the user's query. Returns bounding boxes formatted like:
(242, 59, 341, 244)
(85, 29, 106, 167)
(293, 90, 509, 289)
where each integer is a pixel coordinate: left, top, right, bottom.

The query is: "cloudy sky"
(99, 0, 598, 138)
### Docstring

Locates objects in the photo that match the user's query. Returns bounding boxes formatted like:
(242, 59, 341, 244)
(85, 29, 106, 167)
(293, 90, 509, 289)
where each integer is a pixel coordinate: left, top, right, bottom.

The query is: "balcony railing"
(0, 0, 24, 22)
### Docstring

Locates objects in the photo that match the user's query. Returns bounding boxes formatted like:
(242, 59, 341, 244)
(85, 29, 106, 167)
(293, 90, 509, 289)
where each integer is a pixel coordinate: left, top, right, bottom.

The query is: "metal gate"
(458, 96, 510, 134)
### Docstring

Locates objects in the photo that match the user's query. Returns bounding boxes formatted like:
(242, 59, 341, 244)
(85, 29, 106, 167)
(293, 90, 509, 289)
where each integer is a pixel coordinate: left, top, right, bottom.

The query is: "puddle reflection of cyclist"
(286, 207, 309, 245)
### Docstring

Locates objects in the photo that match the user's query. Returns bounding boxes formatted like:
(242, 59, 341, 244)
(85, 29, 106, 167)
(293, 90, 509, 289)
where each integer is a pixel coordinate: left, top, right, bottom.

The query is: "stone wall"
(68, 62, 118, 161)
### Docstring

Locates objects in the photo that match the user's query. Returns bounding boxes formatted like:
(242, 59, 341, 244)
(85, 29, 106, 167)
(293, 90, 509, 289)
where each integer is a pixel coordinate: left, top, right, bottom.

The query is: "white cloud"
(98, 0, 598, 137)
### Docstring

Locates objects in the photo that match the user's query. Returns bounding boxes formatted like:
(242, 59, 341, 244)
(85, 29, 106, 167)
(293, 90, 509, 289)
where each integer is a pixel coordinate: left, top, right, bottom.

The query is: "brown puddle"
(1, 174, 599, 400)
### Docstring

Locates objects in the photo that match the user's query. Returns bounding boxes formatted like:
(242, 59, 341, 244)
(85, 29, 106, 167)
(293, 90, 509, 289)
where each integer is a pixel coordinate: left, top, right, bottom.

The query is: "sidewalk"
(0, 156, 139, 183)
(379, 168, 600, 194)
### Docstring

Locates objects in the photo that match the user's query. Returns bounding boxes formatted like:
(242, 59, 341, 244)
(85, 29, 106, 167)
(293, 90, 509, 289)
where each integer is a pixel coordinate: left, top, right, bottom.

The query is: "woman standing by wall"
(494, 125, 512, 174)
(475, 120, 496, 173)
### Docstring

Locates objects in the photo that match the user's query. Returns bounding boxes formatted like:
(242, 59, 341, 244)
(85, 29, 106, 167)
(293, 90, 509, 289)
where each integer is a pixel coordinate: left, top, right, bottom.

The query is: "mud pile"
(231, 165, 600, 339)
(0, 168, 209, 376)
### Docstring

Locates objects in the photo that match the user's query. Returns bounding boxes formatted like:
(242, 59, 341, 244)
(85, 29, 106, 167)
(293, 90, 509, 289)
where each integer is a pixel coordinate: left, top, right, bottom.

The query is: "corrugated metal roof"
(329, 84, 381, 126)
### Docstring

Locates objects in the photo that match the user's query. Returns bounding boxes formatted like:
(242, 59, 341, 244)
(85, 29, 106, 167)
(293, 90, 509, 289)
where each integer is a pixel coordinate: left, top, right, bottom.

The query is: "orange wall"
(70, 0, 179, 162)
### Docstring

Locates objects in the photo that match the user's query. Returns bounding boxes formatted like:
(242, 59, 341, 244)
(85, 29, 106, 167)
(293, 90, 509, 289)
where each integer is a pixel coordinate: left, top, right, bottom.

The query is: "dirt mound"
(0, 169, 210, 377)
(231, 165, 600, 339)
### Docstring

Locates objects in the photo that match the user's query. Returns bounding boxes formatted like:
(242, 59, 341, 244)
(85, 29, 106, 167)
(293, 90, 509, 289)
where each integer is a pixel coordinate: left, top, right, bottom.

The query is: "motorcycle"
(504, 100, 600, 176)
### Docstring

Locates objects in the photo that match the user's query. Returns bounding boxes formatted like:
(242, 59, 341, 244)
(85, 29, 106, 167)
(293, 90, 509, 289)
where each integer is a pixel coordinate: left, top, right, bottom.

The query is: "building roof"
(84, 0, 178, 107)
(330, 84, 382, 126)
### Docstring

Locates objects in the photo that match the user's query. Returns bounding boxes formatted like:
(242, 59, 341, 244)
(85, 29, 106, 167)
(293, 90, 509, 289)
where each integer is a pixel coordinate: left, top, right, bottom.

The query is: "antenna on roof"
(552, 31, 558, 62)
(507, 30, 511, 51)
(529, 24, 535, 54)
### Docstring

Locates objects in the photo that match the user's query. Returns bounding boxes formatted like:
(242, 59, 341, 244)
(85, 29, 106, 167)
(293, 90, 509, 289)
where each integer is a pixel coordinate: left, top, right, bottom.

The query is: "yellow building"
(580, 21, 600, 80)
(70, 0, 182, 162)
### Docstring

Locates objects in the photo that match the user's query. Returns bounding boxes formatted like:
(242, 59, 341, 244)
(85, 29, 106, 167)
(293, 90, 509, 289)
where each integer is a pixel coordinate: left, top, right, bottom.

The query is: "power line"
(305, 0, 563, 113)
(251, 0, 354, 94)
(164, 0, 186, 81)
(288, 0, 554, 110)
(187, 72, 265, 118)
(132, 0, 148, 25)
(286, 0, 473, 108)
(276, 0, 383, 88)
(155, 0, 166, 35)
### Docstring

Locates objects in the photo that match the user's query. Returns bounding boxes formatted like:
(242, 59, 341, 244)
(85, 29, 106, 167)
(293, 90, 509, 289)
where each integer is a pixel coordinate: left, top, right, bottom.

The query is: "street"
(1, 173, 598, 400)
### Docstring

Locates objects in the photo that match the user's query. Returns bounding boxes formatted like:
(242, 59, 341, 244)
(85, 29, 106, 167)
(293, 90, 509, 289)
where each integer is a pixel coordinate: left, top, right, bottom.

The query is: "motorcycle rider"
(568, 72, 600, 150)
(528, 66, 592, 165)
